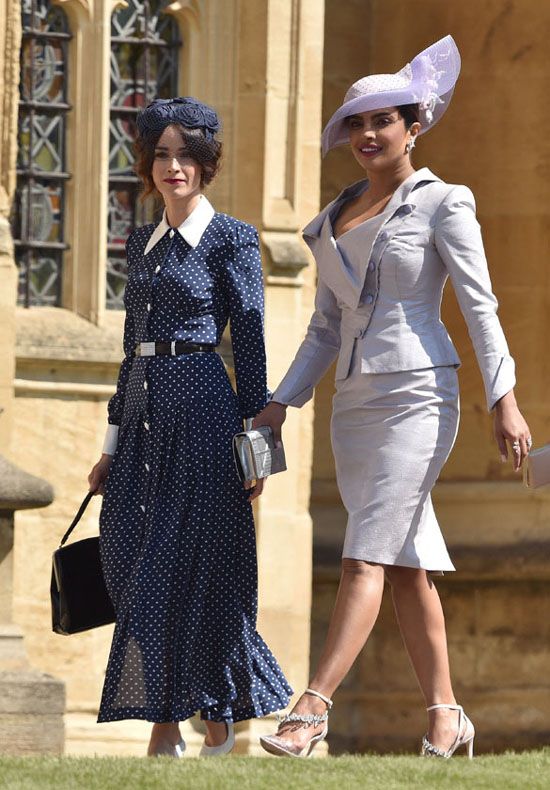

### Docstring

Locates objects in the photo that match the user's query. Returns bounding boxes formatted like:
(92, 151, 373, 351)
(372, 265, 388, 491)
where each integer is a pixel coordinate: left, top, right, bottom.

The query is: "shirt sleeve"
(102, 235, 137, 454)
(224, 223, 269, 419)
(434, 185, 516, 411)
(271, 277, 342, 408)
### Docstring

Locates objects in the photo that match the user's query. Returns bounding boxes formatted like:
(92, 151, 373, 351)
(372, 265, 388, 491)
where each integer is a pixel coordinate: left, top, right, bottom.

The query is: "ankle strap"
(426, 703, 463, 712)
(305, 688, 333, 709)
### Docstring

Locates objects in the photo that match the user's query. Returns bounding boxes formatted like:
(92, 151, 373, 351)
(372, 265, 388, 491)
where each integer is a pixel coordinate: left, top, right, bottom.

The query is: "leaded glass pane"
(20, 37, 67, 103)
(14, 0, 71, 308)
(21, 0, 69, 35)
(107, 0, 180, 309)
(18, 250, 62, 307)
(17, 113, 65, 172)
(106, 187, 158, 309)
(13, 179, 63, 244)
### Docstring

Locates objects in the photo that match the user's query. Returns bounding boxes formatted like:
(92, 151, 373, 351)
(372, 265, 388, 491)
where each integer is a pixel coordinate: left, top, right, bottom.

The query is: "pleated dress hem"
(97, 687, 292, 725)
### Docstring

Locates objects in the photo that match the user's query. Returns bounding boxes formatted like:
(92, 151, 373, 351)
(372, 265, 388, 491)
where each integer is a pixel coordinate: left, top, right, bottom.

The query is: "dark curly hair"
(135, 124, 222, 200)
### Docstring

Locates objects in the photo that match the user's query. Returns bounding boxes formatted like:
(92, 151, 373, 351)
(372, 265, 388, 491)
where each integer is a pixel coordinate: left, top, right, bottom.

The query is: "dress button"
(140, 505, 146, 513)
(144, 421, 150, 431)
(147, 303, 151, 312)
(368, 260, 375, 272)
(155, 265, 161, 274)
(145, 463, 150, 472)
(169, 229, 175, 238)
(143, 380, 148, 391)
(365, 293, 374, 304)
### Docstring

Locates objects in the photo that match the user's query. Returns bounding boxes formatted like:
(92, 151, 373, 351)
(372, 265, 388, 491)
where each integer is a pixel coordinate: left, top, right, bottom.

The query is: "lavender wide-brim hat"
(321, 35, 461, 156)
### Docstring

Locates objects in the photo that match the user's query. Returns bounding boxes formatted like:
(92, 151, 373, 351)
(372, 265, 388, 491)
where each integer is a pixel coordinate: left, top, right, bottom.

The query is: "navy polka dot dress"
(97, 211, 293, 724)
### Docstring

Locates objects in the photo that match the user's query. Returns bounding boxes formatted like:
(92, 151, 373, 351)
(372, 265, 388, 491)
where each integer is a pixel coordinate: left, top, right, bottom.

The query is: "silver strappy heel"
(421, 703, 475, 759)
(259, 688, 333, 758)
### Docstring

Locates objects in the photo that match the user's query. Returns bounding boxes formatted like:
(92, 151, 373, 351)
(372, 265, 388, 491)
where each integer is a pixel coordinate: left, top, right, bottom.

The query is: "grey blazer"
(272, 167, 515, 412)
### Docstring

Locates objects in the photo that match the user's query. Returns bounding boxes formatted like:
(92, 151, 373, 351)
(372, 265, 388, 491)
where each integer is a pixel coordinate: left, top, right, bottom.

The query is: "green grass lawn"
(1, 751, 549, 790)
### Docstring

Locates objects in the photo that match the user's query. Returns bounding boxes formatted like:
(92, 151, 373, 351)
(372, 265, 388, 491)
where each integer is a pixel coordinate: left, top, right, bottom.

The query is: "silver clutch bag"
(523, 443, 550, 489)
(233, 426, 287, 483)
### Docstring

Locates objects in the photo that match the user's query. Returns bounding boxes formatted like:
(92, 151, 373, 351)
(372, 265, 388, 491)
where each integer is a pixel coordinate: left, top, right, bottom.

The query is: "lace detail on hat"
(413, 48, 452, 124)
(344, 63, 413, 103)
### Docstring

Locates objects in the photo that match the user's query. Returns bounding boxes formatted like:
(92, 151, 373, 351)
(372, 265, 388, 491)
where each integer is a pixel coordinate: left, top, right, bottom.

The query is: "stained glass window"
(13, 0, 71, 307)
(107, 1, 181, 309)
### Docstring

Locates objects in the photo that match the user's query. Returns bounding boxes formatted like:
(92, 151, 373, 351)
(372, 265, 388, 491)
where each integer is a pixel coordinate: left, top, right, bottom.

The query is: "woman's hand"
(244, 401, 288, 503)
(245, 477, 265, 503)
(252, 401, 288, 443)
(493, 391, 532, 472)
(88, 454, 113, 495)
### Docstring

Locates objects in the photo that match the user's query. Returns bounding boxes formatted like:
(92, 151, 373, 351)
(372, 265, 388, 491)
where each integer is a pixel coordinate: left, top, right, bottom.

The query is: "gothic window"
(13, 0, 71, 307)
(107, 0, 181, 309)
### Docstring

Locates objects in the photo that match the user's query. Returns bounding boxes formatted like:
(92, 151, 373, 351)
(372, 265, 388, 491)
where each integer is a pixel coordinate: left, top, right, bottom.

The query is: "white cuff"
(102, 424, 119, 455)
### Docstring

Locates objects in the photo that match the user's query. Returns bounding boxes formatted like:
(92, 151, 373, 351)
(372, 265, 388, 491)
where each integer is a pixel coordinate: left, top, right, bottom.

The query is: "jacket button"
(368, 260, 375, 272)
(365, 293, 374, 304)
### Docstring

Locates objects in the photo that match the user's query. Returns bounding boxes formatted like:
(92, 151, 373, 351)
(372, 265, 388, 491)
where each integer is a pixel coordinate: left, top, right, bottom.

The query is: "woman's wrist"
(495, 390, 518, 413)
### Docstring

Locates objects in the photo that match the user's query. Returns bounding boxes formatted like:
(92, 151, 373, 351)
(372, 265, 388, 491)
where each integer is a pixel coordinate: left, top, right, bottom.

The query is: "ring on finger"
(527, 437, 533, 450)
(512, 440, 521, 454)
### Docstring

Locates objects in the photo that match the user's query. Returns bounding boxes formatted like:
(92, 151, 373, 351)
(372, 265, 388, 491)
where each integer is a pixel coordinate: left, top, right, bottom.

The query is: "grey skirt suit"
(272, 168, 515, 572)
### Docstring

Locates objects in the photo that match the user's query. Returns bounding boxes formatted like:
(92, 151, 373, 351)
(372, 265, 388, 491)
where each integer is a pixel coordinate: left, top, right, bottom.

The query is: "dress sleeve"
(102, 235, 137, 454)
(225, 223, 269, 419)
(271, 277, 341, 408)
(434, 185, 516, 411)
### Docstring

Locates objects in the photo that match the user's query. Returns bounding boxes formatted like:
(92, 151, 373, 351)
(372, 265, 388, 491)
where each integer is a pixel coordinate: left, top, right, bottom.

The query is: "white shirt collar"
(143, 195, 215, 255)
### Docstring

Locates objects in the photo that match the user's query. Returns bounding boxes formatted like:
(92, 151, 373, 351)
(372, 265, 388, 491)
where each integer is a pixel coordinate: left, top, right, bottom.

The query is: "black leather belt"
(135, 341, 216, 357)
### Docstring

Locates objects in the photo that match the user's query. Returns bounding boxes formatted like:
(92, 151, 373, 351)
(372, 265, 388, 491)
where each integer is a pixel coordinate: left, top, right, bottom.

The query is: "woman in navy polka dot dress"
(88, 97, 292, 757)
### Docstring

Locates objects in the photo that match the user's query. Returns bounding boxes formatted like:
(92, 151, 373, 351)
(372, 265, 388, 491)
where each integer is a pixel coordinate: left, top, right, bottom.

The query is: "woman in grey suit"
(256, 36, 531, 759)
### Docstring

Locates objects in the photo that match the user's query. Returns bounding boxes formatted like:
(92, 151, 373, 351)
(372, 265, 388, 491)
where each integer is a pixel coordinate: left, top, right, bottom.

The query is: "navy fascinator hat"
(136, 97, 220, 141)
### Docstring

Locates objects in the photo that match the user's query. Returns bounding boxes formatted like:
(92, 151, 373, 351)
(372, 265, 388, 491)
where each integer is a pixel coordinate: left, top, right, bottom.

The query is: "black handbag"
(50, 492, 116, 635)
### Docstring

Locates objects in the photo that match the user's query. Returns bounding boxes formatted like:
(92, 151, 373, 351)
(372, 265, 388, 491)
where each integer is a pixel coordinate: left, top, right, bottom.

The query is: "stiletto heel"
(421, 703, 475, 759)
(259, 688, 333, 758)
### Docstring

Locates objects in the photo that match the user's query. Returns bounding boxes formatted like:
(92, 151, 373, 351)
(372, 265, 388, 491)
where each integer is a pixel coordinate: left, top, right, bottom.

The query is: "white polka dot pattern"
(98, 213, 292, 724)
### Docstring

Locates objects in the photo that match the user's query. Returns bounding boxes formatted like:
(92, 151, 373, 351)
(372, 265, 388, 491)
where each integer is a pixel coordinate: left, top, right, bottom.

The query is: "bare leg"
(269, 559, 385, 752)
(385, 566, 463, 750)
(147, 721, 183, 756)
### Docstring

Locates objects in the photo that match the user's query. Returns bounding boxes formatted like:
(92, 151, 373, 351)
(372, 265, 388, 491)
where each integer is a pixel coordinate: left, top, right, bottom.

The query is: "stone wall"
(310, 0, 550, 753)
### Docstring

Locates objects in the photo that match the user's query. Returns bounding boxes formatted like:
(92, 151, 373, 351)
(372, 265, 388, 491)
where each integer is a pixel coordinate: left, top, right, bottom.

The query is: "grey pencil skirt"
(331, 364, 460, 572)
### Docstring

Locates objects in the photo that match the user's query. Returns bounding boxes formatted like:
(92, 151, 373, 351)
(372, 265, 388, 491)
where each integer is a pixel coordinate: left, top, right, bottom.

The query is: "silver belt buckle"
(139, 341, 156, 357)
(170, 340, 177, 356)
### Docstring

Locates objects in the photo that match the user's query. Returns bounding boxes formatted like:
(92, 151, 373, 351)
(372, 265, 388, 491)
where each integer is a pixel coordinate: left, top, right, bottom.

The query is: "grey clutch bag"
(523, 443, 550, 488)
(233, 426, 287, 483)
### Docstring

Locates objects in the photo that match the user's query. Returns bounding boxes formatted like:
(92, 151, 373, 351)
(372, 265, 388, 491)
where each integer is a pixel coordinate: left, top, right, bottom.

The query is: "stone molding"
(261, 230, 310, 286)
